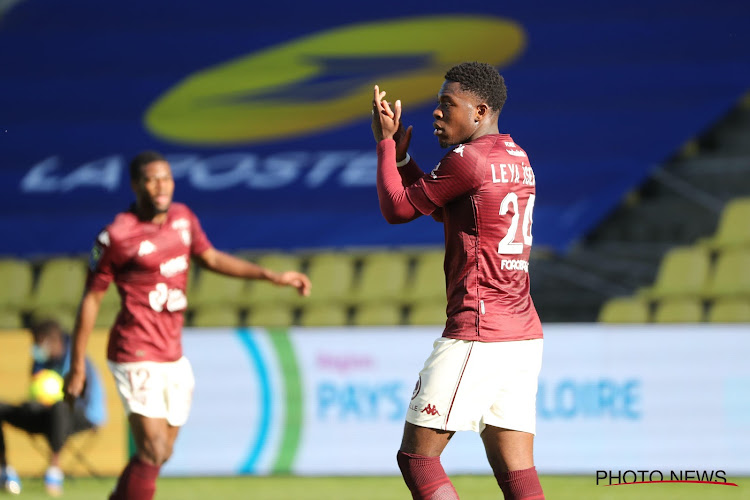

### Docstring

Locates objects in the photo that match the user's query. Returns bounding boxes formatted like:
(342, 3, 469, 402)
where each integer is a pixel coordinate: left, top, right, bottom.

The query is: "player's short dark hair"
(30, 318, 63, 341)
(130, 150, 166, 181)
(444, 62, 507, 114)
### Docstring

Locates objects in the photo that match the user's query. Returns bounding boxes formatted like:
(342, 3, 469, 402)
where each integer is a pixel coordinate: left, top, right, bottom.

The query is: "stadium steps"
(548, 94, 750, 322)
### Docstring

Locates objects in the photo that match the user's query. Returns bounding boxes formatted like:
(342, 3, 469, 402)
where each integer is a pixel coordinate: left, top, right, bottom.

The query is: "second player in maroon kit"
(89, 202, 211, 363)
(64, 151, 311, 500)
(372, 62, 545, 500)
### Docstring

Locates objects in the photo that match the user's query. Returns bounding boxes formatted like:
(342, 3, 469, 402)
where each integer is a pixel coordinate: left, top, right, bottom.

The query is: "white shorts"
(108, 356, 195, 427)
(407, 337, 543, 435)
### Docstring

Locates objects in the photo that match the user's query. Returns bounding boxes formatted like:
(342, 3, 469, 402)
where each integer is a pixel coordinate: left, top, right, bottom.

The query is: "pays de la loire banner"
(162, 325, 750, 476)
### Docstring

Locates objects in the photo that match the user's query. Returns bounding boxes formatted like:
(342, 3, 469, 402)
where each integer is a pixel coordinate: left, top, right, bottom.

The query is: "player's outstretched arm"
(196, 248, 311, 297)
(65, 288, 106, 405)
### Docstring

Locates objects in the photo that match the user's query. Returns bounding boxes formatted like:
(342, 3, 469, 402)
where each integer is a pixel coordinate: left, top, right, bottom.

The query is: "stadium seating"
(701, 197, 750, 250)
(94, 306, 119, 330)
(0, 258, 33, 311)
(302, 251, 356, 305)
(597, 296, 650, 323)
(246, 304, 295, 328)
(189, 268, 246, 309)
(707, 298, 750, 323)
(4, 241, 747, 330)
(0, 309, 23, 329)
(652, 298, 704, 323)
(638, 246, 711, 300)
(191, 305, 242, 327)
(403, 249, 445, 304)
(98, 284, 120, 310)
(353, 303, 402, 326)
(31, 257, 87, 312)
(30, 307, 77, 332)
(408, 301, 447, 325)
(350, 251, 410, 305)
(702, 248, 750, 299)
(242, 253, 304, 307)
(299, 304, 348, 327)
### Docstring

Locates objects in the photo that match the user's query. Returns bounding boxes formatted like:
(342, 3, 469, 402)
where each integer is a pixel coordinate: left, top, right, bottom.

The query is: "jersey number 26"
(498, 193, 535, 255)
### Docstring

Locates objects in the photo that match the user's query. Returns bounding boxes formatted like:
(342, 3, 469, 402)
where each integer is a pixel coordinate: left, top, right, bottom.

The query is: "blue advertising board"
(1, 0, 749, 256)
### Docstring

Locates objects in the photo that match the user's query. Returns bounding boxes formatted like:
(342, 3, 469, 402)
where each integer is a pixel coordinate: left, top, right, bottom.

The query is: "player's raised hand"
(371, 85, 402, 142)
(275, 270, 312, 297)
(393, 122, 413, 163)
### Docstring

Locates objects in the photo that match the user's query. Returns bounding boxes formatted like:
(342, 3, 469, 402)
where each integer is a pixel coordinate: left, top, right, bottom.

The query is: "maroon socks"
(109, 456, 160, 500)
(397, 451, 459, 500)
(497, 466, 545, 500)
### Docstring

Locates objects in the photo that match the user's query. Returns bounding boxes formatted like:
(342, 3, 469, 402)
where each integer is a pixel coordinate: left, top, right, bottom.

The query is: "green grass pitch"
(12, 475, 748, 499)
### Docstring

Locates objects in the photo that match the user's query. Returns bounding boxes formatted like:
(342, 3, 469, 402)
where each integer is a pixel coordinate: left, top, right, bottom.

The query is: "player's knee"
(139, 435, 171, 465)
(162, 441, 175, 464)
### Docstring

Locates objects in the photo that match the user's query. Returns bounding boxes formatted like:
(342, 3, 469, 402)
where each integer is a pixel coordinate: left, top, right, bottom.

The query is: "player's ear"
(475, 103, 489, 123)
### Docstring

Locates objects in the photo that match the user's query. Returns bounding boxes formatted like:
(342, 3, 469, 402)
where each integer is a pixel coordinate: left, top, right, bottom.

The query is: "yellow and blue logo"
(145, 15, 526, 145)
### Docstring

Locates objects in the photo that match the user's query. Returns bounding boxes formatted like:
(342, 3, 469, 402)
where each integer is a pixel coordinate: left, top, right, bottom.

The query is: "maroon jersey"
(381, 134, 543, 342)
(87, 203, 212, 362)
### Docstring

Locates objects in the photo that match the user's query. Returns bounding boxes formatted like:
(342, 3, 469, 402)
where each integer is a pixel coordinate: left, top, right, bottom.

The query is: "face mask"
(32, 344, 50, 363)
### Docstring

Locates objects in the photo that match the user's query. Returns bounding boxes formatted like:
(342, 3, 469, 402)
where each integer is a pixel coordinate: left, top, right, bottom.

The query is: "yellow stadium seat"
(640, 246, 710, 300)
(302, 252, 356, 305)
(299, 304, 348, 327)
(408, 301, 447, 326)
(702, 248, 750, 299)
(0, 258, 33, 311)
(32, 257, 87, 310)
(653, 298, 704, 323)
(247, 304, 295, 328)
(94, 304, 119, 329)
(353, 303, 403, 326)
(707, 298, 750, 323)
(242, 253, 303, 307)
(0, 309, 23, 329)
(99, 283, 120, 310)
(191, 305, 242, 327)
(405, 250, 446, 304)
(703, 197, 750, 250)
(189, 268, 246, 309)
(597, 296, 650, 323)
(350, 251, 410, 305)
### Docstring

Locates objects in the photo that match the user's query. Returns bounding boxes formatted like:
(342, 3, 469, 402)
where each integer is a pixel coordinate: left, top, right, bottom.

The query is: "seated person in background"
(0, 319, 106, 496)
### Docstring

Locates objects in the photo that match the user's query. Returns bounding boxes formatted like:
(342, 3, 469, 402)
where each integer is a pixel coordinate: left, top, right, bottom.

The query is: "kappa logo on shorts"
(421, 404, 440, 416)
(145, 16, 525, 145)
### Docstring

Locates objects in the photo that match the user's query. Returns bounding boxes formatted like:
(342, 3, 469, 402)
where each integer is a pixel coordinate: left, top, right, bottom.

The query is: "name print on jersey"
(491, 163, 535, 186)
